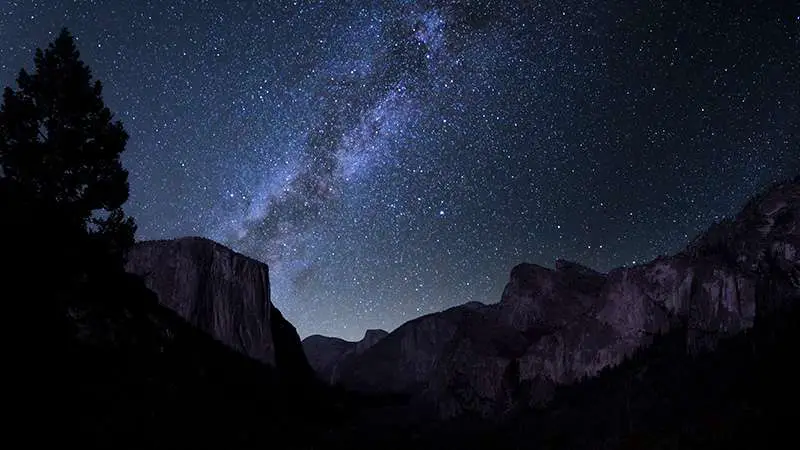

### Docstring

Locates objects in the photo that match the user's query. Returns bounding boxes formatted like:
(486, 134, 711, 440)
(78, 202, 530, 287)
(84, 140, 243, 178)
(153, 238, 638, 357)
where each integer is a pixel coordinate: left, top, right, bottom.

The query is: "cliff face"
(125, 237, 311, 378)
(314, 179, 800, 419)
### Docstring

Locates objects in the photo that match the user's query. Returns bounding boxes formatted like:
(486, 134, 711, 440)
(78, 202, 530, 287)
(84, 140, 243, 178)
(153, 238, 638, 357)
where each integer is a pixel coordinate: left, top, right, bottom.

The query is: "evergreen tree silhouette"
(0, 28, 135, 268)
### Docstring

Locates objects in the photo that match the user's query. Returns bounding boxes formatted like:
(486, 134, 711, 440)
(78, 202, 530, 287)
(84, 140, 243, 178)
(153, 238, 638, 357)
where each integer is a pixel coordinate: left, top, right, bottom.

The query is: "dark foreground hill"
(8, 270, 311, 448)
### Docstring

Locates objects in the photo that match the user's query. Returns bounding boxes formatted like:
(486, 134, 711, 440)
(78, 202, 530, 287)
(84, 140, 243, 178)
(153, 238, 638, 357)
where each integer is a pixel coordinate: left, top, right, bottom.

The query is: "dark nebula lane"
(2, 1, 798, 340)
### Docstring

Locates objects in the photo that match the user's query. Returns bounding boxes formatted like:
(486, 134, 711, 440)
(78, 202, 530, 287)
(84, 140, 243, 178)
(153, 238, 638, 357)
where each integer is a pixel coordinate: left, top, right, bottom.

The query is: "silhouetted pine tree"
(0, 28, 135, 268)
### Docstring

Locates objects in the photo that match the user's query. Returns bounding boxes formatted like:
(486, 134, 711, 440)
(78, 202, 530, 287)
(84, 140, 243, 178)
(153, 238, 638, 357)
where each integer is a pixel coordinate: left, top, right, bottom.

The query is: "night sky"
(2, 1, 798, 340)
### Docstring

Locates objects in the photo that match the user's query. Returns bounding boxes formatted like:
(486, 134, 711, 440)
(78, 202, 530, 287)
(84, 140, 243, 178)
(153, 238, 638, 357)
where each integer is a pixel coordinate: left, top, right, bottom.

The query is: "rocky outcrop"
(303, 329, 388, 384)
(310, 179, 800, 419)
(125, 236, 311, 379)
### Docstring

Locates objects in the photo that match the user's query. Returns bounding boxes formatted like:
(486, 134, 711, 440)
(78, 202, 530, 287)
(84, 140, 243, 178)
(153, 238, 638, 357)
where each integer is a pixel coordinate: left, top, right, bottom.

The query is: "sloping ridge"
(309, 178, 800, 419)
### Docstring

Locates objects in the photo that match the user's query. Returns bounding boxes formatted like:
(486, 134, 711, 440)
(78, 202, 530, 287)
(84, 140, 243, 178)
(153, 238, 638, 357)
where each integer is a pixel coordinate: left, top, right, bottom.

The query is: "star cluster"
(2, 1, 798, 340)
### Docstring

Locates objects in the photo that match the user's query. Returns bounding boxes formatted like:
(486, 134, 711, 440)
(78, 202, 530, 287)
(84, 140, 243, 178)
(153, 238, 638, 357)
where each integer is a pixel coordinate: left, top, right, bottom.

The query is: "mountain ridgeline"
(8, 177, 799, 450)
(302, 177, 800, 446)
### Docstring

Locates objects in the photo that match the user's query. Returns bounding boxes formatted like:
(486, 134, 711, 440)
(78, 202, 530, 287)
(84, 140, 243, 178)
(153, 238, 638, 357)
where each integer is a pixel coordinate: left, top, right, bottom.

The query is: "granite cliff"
(125, 236, 312, 379)
(307, 178, 800, 419)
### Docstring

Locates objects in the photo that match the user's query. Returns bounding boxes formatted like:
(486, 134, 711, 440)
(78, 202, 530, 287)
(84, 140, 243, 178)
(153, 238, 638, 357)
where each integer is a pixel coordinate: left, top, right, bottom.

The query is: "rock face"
(311, 178, 800, 419)
(125, 236, 311, 378)
(303, 329, 388, 384)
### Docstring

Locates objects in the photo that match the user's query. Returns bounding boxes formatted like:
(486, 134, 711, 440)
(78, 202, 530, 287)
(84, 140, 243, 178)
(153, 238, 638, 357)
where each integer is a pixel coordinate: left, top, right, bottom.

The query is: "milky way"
(2, 1, 798, 340)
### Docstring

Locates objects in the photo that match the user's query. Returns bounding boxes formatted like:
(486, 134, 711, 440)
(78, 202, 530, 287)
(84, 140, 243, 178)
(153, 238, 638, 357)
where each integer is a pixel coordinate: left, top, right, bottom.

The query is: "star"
(1, 0, 796, 340)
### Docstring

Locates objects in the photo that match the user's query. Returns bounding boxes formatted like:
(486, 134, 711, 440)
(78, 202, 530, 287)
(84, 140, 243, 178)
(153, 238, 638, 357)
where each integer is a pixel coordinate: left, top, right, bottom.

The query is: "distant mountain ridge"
(303, 329, 389, 383)
(303, 178, 800, 419)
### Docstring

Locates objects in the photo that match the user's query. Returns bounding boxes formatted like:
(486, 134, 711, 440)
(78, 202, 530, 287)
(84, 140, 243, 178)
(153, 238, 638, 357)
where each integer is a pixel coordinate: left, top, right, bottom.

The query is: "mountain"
(125, 236, 312, 381)
(309, 178, 800, 420)
(303, 329, 389, 383)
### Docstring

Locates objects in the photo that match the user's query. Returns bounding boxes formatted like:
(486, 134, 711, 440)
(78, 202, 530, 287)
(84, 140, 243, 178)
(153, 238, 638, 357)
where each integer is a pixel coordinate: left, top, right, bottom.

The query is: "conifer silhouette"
(0, 28, 135, 264)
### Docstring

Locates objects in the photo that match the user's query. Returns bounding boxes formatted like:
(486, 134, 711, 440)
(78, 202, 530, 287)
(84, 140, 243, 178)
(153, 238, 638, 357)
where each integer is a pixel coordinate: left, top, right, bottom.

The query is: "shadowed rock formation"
(308, 178, 800, 419)
(125, 236, 312, 379)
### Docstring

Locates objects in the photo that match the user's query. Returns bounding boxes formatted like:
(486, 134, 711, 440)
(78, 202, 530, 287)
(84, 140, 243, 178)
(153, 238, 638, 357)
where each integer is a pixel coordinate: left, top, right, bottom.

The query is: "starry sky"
(2, 1, 798, 340)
